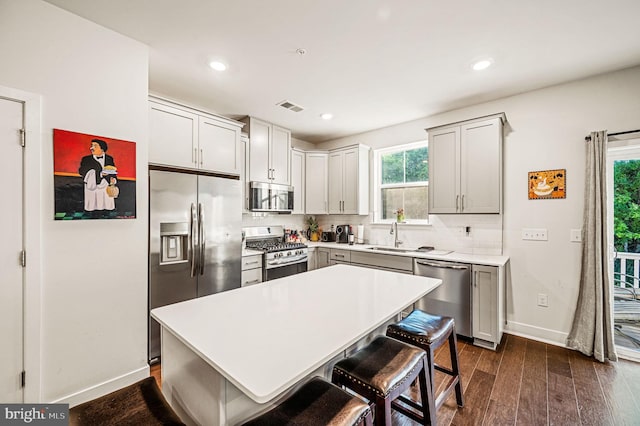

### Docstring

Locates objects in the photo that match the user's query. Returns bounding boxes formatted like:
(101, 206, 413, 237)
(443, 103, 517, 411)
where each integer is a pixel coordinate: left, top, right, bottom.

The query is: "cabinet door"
(291, 149, 305, 214)
(460, 118, 501, 213)
(305, 153, 328, 214)
(271, 125, 291, 185)
(328, 151, 344, 214)
(307, 248, 317, 271)
(317, 248, 331, 269)
(428, 126, 460, 213)
(342, 148, 359, 214)
(198, 116, 241, 175)
(149, 102, 198, 169)
(472, 264, 498, 343)
(248, 118, 271, 182)
(241, 135, 249, 212)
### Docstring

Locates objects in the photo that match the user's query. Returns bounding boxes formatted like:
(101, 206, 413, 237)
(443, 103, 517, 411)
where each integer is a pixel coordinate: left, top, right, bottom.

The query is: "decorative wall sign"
(53, 129, 136, 219)
(528, 169, 566, 200)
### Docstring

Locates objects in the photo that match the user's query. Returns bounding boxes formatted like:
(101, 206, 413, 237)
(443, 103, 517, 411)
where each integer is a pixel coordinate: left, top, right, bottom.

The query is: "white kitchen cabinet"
(328, 145, 369, 215)
(305, 152, 329, 215)
(316, 248, 331, 269)
(242, 116, 291, 185)
(350, 251, 413, 274)
(241, 133, 250, 213)
(290, 149, 305, 214)
(329, 248, 351, 265)
(241, 254, 263, 287)
(149, 97, 243, 175)
(427, 113, 505, 214)
(307, 247, 317, 271)
(472, 264, 499, 347)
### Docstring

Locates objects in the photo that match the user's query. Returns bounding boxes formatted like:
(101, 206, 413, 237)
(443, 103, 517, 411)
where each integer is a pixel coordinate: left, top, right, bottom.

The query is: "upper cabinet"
(241, 116, 291, 185)
(427, 113, 505, 214)
(290, 149, 305, 214)
(149, 97, 243, 175)
(328, 145, 370, 215)
(305, 152, 329, 215)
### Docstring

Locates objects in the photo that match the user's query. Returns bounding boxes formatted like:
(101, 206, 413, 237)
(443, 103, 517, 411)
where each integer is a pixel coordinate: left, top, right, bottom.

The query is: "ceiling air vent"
(276, 100, 304, 113)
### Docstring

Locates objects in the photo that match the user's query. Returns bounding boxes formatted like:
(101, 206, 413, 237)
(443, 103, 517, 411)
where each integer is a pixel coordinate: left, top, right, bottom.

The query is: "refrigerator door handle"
(198, 202, 205, 276)
(190, 203, 198, 277)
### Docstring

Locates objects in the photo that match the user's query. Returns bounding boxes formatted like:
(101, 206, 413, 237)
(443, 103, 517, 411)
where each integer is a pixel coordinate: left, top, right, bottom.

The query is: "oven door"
(264, 261, 308, 281)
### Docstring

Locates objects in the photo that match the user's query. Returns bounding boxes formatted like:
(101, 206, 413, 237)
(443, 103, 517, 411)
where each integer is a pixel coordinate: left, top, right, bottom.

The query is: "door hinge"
(20, 128, 26, 147)
(21, 250, 26, 267)
(20, 371, 26, 388)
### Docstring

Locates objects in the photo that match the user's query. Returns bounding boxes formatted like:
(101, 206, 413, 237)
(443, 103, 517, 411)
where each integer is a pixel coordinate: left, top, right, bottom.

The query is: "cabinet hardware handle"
(245, 279, 261, 285)
(200, 148, 203, 165)
(335, 254, 345, 258)
(193, 148, 197, 164)
(416, 260, 468, 270)
(245, 260, 259, 265)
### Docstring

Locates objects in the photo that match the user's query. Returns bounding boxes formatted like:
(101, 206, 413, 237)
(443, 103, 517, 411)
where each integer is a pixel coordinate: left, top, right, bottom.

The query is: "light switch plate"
(570, 229, 582, 242)
(522, 228, 548, 241)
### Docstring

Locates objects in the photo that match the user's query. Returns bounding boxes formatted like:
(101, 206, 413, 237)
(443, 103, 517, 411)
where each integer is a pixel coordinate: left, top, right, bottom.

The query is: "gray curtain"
(566, 130, 617, 362)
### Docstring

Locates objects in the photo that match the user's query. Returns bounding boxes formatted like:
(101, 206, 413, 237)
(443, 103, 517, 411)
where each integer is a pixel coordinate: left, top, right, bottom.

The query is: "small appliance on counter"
(321, 231, 335, 242)
(335, 224, 351, 244)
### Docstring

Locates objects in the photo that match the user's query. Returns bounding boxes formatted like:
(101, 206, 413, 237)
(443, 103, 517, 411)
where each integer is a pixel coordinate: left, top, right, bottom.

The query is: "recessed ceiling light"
(209, 61, 227, 71)
(472, 59, 492, 71)
(320, 113, 333, 120)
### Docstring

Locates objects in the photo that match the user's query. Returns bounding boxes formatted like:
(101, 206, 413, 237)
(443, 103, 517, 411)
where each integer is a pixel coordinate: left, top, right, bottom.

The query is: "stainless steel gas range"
(243, 226, 308, 281)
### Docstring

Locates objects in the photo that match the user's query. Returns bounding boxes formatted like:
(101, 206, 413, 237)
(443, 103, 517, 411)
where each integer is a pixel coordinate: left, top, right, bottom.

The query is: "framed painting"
(53, 129, 136, 219)
(528, 169, 566, 200)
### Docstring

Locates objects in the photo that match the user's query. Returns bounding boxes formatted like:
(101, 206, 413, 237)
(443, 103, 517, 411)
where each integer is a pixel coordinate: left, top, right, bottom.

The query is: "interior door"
(0, 96, 24, 402)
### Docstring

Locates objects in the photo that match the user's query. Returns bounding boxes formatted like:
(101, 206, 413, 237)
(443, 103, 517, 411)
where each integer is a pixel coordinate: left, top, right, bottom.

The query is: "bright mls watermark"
(0, 404, 68, 425)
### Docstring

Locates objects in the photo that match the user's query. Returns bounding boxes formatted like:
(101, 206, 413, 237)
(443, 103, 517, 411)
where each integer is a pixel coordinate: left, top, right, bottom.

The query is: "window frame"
(373, 140, 429, 225)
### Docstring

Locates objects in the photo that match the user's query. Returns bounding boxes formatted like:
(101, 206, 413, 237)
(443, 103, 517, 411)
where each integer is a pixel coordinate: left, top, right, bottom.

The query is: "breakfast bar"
(151, 264, 442, 425)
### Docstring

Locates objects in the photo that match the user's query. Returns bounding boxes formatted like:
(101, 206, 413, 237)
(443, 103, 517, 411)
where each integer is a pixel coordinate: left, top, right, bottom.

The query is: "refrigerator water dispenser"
(160, 222, 189, 265)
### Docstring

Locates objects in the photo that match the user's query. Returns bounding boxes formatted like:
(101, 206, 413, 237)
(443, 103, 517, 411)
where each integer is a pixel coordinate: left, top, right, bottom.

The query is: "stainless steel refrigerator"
(148, 169, 242, 362)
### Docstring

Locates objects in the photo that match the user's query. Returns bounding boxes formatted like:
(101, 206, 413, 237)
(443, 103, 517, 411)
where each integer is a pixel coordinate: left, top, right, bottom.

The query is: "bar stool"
(386, 310, 464, 410)
(68, 376, 185, 425)
(242, 377, 373, 425)
(331, 335, 436, 426)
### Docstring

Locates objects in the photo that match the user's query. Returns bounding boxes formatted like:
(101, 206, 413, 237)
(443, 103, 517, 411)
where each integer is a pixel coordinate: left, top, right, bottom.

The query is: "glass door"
(607, 138, 640, 361)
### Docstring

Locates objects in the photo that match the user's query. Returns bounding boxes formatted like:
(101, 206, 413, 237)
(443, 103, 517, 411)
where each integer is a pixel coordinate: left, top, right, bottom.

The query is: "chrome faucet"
(390, 222, 403, 248)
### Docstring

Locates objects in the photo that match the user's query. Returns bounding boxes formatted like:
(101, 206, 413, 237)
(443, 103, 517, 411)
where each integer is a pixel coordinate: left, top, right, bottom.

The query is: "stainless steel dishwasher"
(413, 258, 472, 339)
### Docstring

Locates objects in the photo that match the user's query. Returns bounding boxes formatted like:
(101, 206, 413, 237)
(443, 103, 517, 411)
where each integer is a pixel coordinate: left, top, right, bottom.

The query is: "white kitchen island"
(151, 264, 442, 425)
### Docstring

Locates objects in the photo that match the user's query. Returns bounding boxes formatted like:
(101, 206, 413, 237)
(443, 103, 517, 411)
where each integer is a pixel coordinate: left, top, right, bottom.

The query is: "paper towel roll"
(357, 224, 364, 244)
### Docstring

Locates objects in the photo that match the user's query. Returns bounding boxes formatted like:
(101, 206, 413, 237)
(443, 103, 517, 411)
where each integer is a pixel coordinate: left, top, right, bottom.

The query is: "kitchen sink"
(367, 246, 453, 255)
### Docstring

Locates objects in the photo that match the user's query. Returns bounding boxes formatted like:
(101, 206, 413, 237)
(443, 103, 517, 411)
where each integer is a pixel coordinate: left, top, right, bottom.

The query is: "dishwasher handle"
(415, 260, 469, 270)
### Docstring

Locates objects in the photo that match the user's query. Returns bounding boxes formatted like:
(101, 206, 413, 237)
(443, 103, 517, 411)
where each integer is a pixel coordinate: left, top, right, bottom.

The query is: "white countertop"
(306, 241, 509, 267)
(151, 264, 441, 403)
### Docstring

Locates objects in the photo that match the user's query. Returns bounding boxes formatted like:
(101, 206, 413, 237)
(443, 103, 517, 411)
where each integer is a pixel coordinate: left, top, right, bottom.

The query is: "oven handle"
(266, 254, 308, 266)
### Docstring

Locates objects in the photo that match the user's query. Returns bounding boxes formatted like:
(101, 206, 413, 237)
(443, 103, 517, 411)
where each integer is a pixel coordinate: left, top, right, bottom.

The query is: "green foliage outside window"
(614, 159, 640, 253)
(379, 145, 428, 221)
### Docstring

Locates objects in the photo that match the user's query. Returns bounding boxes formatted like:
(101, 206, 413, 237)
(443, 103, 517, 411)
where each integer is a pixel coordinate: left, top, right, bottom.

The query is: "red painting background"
(53, 129, 136, 180)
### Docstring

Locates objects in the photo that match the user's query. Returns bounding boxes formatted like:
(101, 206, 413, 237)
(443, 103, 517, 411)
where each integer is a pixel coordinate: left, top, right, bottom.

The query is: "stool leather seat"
(332, 335, 435, 425)
(387, 310, 464, 410)
(242, 377, 372, 426)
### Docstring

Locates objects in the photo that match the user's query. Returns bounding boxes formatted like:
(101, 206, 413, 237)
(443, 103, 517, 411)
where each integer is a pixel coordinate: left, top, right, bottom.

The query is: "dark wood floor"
(150, 334, 640, 425)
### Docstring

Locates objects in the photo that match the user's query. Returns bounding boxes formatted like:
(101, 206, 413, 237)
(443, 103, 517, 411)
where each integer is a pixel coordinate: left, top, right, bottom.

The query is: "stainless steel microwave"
(248, 181, 294, 213)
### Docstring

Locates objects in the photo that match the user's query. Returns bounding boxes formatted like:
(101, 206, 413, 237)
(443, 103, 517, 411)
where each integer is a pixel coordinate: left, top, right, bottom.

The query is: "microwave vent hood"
(248, 181, 293, 214)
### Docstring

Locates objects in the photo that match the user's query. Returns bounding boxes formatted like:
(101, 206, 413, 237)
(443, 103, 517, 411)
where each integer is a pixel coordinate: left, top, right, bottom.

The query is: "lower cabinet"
(317, 248, 331, 269)
(241, 254, 263, 287)
(472, 264, 499, 346)
(307, 248, 317, 271)
(349, 251, 413, 274)
(329, 248, 351, 265)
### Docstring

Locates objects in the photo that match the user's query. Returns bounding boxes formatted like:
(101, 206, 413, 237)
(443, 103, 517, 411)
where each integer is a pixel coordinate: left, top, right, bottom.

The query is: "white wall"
(0, 0, 149, 403)
(320, 66, 640, 344)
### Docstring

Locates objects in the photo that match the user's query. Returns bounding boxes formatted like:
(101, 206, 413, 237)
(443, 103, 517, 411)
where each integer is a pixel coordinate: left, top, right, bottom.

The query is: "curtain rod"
(584, 129, 640, 141)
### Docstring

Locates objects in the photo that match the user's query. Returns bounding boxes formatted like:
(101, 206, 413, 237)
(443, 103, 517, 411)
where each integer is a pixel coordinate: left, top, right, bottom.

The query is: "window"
(374, 141, 428, 223)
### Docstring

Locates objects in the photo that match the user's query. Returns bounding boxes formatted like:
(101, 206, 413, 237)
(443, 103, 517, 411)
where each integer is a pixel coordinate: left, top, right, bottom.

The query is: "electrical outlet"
(570, 229, 582, 242)
(522, 228, 548, 241)
(537, 293, 548, 307)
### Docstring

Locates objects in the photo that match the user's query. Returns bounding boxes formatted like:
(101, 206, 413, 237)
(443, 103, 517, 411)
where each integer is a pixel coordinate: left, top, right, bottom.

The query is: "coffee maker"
(335, 224, 351, 243)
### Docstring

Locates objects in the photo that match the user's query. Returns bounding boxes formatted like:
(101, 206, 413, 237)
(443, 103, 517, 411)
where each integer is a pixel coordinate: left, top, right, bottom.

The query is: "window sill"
(370, 221, 432, 228)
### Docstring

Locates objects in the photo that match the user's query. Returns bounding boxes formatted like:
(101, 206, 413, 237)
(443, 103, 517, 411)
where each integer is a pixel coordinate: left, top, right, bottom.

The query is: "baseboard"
(505, 321, 568, 347)
(52, 365, 150, 407)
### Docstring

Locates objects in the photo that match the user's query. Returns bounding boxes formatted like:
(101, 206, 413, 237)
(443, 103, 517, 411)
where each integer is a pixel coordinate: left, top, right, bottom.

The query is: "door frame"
(606, 135, 640, 362)
(1, 85, 42, 401)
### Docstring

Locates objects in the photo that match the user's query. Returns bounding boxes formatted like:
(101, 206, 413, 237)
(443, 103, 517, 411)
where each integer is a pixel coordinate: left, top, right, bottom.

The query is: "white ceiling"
(44, 0, 640, 143)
